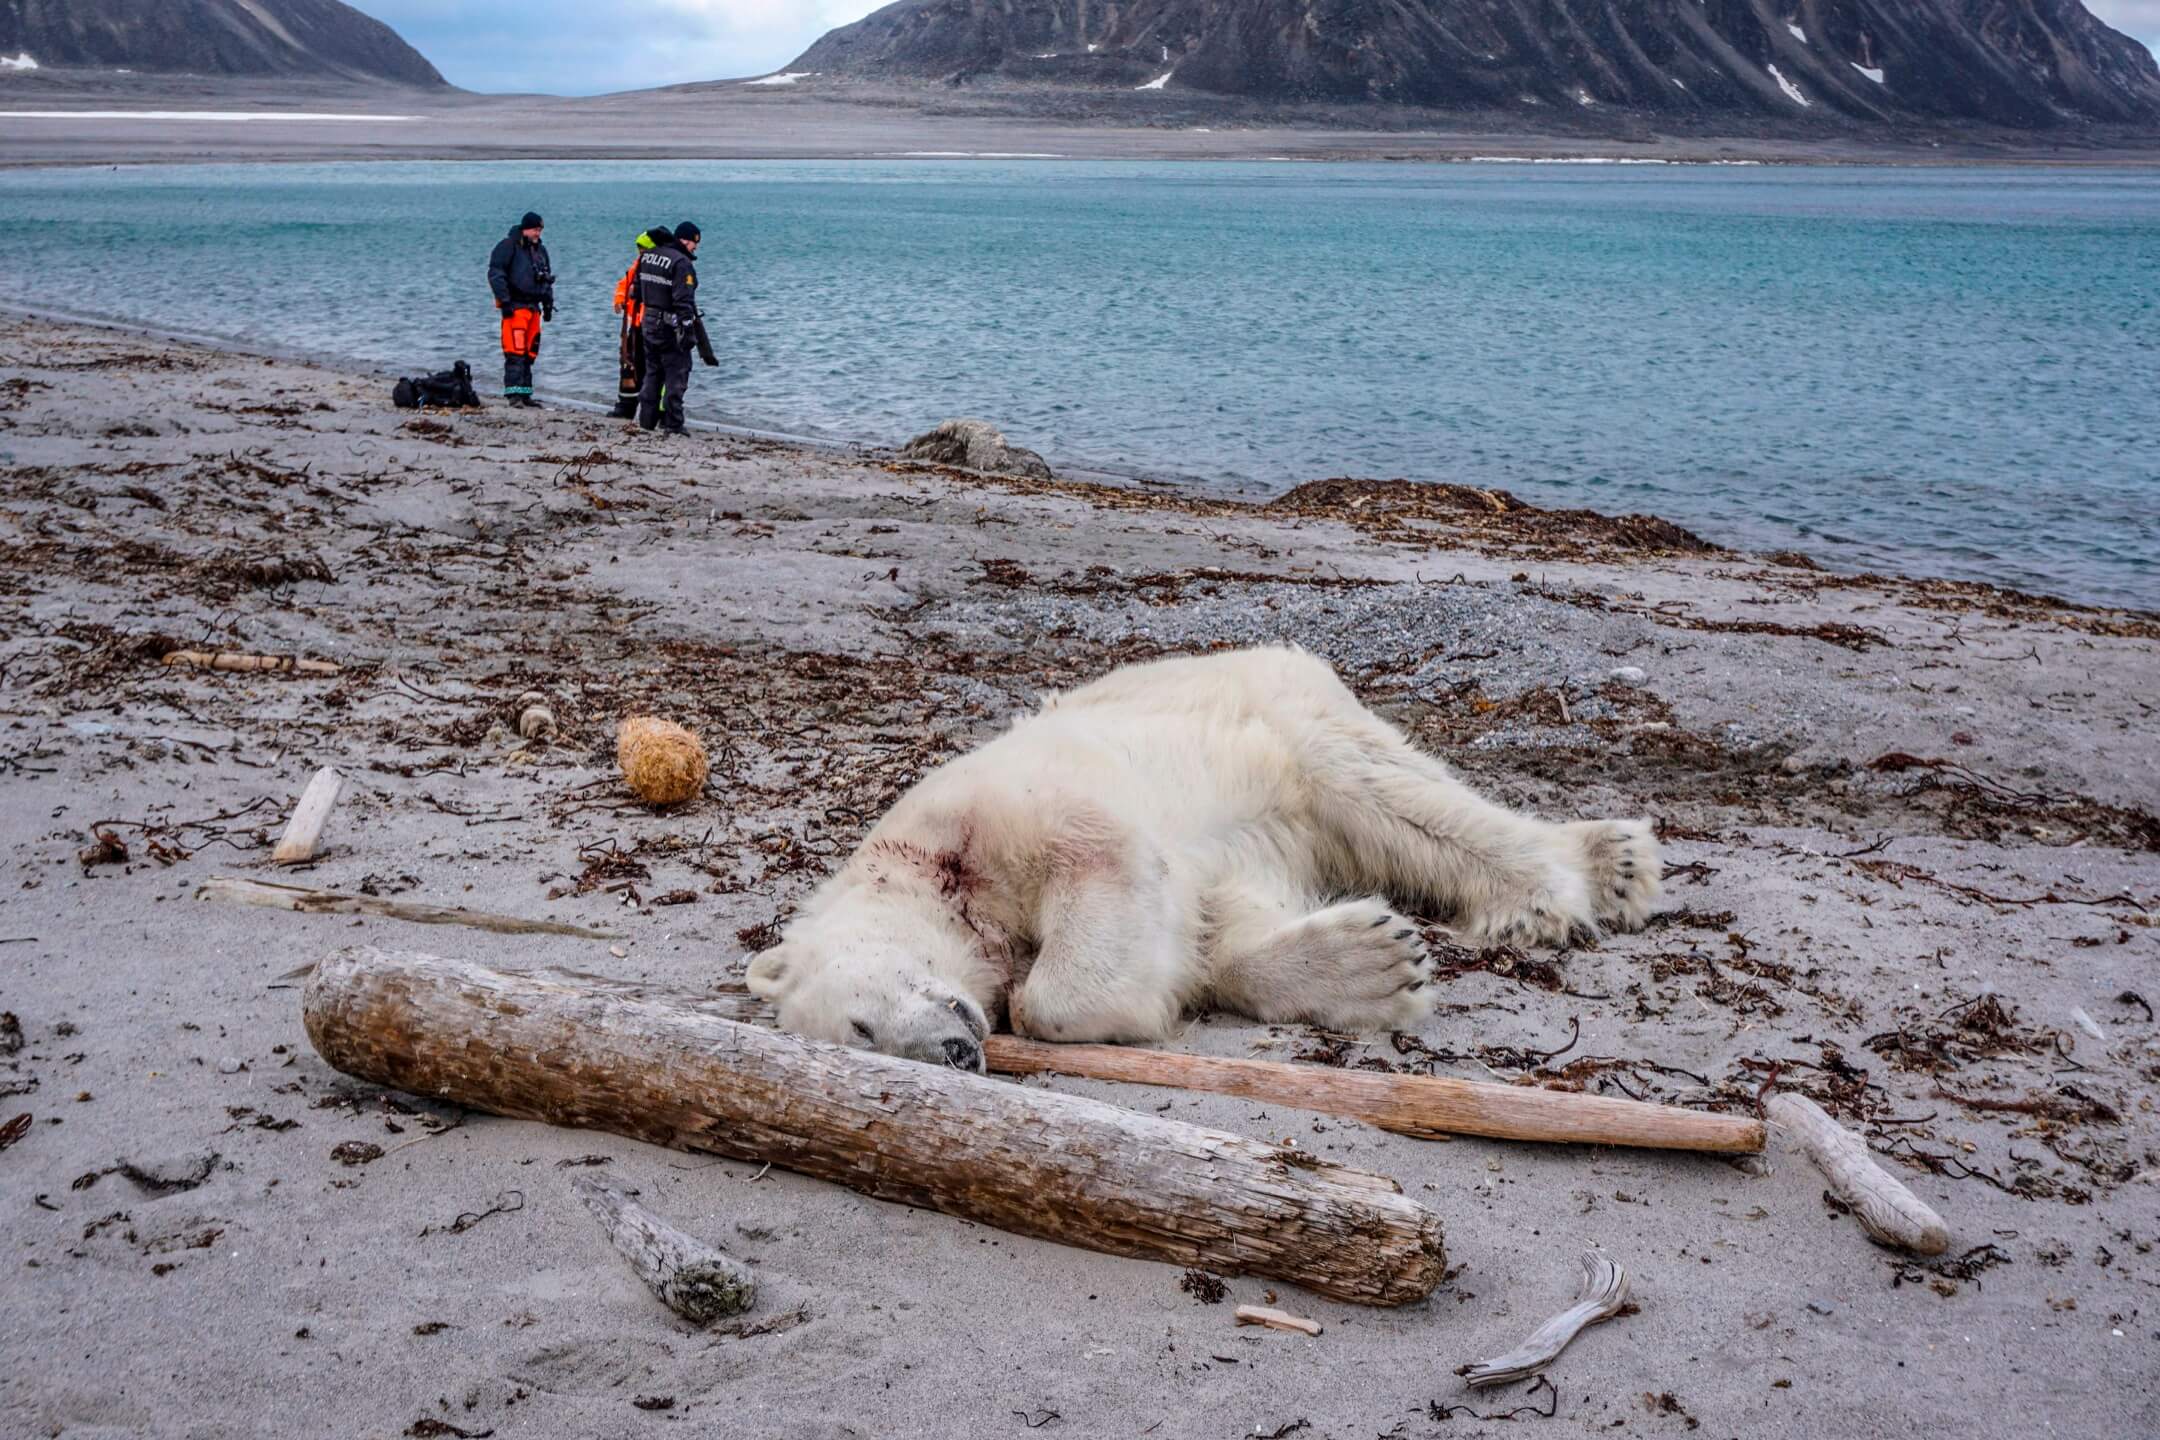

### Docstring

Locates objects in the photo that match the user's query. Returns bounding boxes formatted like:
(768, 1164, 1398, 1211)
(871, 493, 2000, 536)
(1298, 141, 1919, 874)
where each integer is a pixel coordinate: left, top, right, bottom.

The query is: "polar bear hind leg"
(1314, 736, 1661, 947)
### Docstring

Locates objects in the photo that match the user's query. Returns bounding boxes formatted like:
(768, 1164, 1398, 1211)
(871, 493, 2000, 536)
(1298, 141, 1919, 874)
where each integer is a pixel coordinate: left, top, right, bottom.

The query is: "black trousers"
(637, 340, 693, 432)
(612, 321, 645, 417)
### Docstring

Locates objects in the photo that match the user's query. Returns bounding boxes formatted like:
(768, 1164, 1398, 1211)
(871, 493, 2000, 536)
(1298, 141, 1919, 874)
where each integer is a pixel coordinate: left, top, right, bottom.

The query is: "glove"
(542, 302, 555, 322)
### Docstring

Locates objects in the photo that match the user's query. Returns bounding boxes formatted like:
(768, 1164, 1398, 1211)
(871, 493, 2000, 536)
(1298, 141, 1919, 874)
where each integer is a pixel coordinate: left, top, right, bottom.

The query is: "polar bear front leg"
(1204, 883, 1438, 1032)
(1007, 831, 1187, 1045)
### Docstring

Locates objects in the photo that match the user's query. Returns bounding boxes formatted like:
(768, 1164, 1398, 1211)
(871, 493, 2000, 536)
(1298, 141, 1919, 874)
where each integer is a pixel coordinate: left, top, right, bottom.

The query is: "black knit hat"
(519, 211, 544, 230)
(674, 220, 701, 242)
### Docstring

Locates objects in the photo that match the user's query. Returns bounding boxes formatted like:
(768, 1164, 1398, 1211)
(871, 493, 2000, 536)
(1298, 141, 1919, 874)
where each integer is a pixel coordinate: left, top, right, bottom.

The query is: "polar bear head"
(746, 897, 996, 1072)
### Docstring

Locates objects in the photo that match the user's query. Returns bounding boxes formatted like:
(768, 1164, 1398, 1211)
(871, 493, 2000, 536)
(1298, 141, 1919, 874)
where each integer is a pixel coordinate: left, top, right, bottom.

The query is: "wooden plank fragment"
(272, 766, 344, 866)
(163, 650, 341, 677)
(570, 1174, 756, 1324)
(199, 876, 619, 940)
(1767, 1093, 1949, 1255)
(1235, 1305, 1323, 1336)
(302, 947, 1449, 1307)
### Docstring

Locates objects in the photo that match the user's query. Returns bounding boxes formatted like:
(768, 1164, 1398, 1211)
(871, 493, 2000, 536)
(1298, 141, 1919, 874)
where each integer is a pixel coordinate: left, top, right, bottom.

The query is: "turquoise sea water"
(0, 159, 2152, 608)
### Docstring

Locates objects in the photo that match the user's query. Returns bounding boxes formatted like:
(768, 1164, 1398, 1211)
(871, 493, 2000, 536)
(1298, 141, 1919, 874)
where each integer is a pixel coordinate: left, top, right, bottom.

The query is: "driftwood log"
(198, 877, 619, 940)
(985, 1036, 1764, 1154)
(1767, 1093, 1949, 1254)
(570, 1174, 756, 1324)
(162, 650, 340, 677)
(303, 947, 1448, 1307)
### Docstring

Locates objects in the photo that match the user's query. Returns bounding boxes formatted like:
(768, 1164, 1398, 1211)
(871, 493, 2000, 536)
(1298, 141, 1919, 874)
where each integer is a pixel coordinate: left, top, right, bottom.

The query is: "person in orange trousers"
(486, 211, 554, 408)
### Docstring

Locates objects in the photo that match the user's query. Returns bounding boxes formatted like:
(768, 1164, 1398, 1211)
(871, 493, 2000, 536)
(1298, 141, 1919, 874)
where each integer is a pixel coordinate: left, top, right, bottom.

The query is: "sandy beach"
(0, 312, 2155, 1438)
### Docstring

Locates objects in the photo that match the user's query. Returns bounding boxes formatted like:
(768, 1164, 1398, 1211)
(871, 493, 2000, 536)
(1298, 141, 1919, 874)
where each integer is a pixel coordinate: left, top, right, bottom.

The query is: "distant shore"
(3, 71, 2157, 169)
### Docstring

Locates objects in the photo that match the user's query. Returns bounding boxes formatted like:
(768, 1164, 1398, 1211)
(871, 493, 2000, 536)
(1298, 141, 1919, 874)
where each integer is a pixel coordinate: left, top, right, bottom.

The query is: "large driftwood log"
(303, 947, 1448, 1307)
(570, 1174, 756, 1324)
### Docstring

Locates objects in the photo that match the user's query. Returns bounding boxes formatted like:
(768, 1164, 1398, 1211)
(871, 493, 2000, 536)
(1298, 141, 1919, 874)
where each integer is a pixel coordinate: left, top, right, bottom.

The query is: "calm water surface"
(0, 159, 2152, 607)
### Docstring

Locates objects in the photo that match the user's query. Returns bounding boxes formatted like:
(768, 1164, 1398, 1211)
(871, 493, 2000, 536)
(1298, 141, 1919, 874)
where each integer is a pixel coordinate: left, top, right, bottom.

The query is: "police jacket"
(636, 240, 699, 345)
(488, 229, 555, 313)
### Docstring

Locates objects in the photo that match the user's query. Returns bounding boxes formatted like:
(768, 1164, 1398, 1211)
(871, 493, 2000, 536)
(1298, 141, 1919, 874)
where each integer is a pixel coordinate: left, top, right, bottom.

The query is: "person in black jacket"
(634, 219, 711, 434)
(487, 211, 555, 408)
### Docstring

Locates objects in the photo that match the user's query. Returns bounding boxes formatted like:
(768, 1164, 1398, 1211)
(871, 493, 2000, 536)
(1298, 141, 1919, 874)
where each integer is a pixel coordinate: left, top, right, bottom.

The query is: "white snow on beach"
(1852, 62, 1885, 84)
(1788, 23, 1808, 43)
(1767, 64, 1810, 106)
(0, 110, 417, 121)
(744, 72, 809, 86)
(1, 52, 38, 71)
(1137, 71, 1174, 90)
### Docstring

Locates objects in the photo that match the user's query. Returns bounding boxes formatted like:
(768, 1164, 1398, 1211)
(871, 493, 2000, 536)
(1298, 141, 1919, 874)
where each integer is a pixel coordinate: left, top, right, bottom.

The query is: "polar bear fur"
(748, 646, 1660, 1070)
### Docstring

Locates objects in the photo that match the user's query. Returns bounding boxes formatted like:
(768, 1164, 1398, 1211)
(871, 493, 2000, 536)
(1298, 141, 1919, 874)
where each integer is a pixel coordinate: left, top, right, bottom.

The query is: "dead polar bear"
(748, 646, 1660, 1070)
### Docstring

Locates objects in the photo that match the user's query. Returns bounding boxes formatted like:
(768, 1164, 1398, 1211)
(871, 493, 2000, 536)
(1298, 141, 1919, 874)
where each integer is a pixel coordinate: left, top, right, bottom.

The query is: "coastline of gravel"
(0, 313, 2155, 1440)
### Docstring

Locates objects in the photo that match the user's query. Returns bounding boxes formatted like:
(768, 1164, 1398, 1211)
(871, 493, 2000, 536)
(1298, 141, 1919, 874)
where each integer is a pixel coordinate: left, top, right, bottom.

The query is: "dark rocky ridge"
(794, 0, 2160, 130)
(0, 0, 445, 87)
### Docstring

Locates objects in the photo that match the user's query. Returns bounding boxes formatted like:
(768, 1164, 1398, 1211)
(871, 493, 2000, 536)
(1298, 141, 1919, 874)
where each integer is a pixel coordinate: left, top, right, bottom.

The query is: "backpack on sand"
(392, 360, 482, 409)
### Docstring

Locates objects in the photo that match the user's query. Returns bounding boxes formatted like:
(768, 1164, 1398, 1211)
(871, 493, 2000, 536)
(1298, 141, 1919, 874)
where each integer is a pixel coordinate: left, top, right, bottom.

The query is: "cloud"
(2086, 0, 2160, 53)
(345, 1, 882, 95)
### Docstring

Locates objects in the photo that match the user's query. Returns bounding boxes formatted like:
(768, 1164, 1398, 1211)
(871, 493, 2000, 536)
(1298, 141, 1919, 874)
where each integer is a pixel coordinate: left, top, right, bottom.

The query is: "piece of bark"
(986, 1036, 1764, 1154)
(1458, 1249, 1630, 1388)
(272, 766, 344, 866)
(1766, 1093, 1948, 1255)
(198, 876, 618, 940)
(162, 650, 341, 677)
(302, 948, 1448, 1307)
(570, 1174, 756, 1324)
(1234, 1304, 1322, 1336)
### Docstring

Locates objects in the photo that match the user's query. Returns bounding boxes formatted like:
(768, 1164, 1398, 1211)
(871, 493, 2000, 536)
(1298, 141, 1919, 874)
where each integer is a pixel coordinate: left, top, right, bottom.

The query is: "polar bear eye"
(850, 1019, 876, 1043)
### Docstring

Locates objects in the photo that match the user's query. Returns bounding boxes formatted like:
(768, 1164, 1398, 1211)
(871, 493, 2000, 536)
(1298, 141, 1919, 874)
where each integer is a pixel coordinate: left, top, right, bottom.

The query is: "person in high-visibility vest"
(609, 226, 671, 419)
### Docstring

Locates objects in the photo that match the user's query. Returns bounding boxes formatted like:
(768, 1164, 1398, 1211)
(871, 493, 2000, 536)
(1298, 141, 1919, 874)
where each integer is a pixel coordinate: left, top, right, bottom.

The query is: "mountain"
(791, 0, 2160, 129)
(0, 0, 445, 86)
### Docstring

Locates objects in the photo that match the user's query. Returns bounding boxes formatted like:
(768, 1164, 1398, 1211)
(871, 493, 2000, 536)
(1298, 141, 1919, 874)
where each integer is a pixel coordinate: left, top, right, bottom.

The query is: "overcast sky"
(346, 0, 2160, 98)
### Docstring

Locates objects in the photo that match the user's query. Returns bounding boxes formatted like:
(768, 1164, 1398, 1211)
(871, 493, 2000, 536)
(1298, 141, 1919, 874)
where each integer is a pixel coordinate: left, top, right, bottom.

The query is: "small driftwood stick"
(570, 1174, 755, 1324)
(985, 1036, 1764, 1154)
(1766, 1093, 1948, 1255)
(1235, 1305, 1322, 1336)
(303, 947, 1449, 1307)
(198, 877, 619, 940)
(163, 650, 341, 677)
(1458, 1249, 1630, 1388)
(272, 766, 344, 866)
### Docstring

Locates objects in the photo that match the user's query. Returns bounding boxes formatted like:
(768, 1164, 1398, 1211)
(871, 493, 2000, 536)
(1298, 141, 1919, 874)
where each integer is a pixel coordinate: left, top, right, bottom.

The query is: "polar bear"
(747, 646, 1660, 1070)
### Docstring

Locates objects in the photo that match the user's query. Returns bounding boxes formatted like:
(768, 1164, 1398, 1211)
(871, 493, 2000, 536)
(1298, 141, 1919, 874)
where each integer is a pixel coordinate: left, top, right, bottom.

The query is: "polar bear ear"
(746, 943, 799, 999)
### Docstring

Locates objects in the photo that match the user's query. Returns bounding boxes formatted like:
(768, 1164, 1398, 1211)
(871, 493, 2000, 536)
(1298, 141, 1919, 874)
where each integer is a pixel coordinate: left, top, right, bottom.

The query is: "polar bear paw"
(1562, 817, 1662, 933)
(1288, 896, 1439, 1031)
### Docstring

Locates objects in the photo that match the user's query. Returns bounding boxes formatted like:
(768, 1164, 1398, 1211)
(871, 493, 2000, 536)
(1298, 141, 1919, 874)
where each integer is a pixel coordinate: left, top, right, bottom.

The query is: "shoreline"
(4, 301, 2150, 627)
(1, 315, 2157, 1439)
